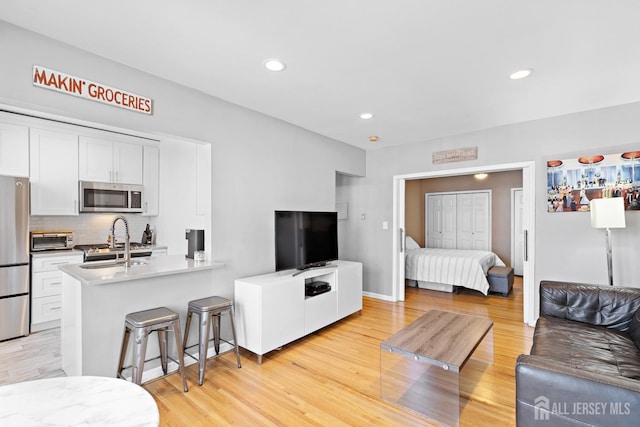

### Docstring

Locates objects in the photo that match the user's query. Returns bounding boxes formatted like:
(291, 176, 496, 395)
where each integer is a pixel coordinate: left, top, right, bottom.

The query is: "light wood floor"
(0, 279, 532, 425)
(0, 328, 65, 386)
(146, 278, 533, 426)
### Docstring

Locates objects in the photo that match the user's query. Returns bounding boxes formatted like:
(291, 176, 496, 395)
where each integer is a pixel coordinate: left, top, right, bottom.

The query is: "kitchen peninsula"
(59, 255, 224, 379)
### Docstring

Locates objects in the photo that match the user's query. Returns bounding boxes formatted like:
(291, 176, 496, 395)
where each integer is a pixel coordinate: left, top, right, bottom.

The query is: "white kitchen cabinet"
(234, 261, 362, 364)
(79, 136, 143, 184)
(0, 122, 29, 177)
(116, 142, 143, 184)
(142, 144, 160, 215)
(30, 128, 79, 215)
(31, 252, 84, 332)
(78, 136, 111, 182)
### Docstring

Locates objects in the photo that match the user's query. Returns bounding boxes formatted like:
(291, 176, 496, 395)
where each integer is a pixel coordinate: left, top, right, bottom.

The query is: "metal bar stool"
(117, 307, 188, 392)
(183, 296, 241, 385)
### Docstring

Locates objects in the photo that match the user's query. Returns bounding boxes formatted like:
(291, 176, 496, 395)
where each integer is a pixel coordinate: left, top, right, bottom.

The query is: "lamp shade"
(590, 197, 626, 229)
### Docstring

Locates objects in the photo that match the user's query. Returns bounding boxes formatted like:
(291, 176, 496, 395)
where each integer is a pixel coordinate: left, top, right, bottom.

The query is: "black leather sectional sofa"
(516, 280, 640, 426)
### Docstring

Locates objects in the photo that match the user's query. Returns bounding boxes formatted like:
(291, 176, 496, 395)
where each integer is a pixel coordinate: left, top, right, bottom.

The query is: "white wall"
(0, 22, 213, 142)
(342, 102, 640, 296)
(209, 110, 365, 292)
(1, 22, 366, 301)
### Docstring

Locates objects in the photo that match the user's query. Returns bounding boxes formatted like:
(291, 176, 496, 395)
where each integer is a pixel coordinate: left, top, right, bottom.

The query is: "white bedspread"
(405, 248, 505, 295)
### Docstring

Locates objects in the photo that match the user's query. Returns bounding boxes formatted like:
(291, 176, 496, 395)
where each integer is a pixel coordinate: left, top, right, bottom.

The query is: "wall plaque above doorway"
(432, 146, 478, 164)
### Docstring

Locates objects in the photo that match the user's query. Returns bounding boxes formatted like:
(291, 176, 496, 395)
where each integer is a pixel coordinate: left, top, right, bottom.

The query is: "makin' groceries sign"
(32, 65, 152, 115)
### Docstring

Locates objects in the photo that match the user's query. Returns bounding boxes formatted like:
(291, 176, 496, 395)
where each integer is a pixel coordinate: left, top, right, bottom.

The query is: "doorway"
(392, 161, 536, 326)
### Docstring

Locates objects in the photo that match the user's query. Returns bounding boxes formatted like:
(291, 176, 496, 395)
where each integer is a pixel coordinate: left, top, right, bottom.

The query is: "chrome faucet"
(110, 215, 131, 268)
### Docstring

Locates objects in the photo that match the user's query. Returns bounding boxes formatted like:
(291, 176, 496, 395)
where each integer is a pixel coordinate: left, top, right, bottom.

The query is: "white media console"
(234, 260, 363, 364)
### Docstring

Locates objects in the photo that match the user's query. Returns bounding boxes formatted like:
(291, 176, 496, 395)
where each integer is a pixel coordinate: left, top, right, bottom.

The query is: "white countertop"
(30, 245, 169, 258)
(0, 376, 159, 426)
(30, 249, 84, 258)
(60, 254, 224, 285)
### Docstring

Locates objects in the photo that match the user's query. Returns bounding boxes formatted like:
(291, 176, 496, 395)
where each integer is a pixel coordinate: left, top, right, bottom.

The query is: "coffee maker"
(185, 229, 204, 259)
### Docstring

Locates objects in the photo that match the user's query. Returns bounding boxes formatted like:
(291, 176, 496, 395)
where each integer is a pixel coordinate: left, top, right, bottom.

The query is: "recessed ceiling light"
(360, 113, 374, 120)
(510, 68, 533, 80)
(369, 136, 379, 142)
(474, 173, 488, 180)
(263, 58, 286, 72)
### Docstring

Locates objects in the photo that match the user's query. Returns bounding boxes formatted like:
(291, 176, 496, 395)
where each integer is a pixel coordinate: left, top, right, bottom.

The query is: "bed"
(404, 240, 505, 295)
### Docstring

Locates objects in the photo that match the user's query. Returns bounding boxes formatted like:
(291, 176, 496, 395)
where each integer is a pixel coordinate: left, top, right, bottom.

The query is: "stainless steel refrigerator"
(0, 176, 29, 341)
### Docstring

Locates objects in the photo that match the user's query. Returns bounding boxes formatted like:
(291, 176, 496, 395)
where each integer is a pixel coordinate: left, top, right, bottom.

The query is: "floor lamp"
(590, 197, 626, 286)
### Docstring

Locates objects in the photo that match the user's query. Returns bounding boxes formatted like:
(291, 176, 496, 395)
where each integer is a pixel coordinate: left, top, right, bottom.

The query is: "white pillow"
(405, 236, 421, 250)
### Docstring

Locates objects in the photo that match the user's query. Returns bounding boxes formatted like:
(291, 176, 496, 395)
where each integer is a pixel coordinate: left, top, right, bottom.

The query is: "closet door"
(456, 192, 490, 250)
(426, 195, 442, 248)
(426, 194, 456, 248)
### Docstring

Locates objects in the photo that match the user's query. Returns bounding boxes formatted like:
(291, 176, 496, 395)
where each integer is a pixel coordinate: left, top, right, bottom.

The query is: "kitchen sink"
(78, 259, 148, 269)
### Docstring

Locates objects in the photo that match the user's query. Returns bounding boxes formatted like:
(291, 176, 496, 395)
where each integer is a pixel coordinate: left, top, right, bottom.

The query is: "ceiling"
(2, 1, 640, 150)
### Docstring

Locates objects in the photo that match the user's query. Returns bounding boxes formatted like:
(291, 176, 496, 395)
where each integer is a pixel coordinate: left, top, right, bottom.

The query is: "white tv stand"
(234, 260, 363, 364)
(291, 263, 337, 277)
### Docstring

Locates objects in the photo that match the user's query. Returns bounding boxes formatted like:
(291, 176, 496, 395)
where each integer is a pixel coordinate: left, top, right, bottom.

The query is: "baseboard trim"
(362, 291, 395, 301)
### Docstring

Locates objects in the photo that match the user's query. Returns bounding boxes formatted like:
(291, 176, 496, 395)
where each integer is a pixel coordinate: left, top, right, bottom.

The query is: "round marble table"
(0, 376, 159, 426)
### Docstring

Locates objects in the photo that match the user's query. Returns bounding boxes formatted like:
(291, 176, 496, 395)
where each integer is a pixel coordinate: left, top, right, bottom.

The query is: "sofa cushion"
(629, 307, 640, 350)
(539, 281, 640, 331)
(532, 316, 640, 380)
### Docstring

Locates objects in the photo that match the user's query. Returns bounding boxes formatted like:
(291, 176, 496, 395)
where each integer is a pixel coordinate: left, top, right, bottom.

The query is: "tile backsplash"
(30, 214, 156, 245)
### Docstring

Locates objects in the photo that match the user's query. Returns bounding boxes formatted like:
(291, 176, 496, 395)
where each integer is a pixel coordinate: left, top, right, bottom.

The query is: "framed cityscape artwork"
(547, 151, 640, 213)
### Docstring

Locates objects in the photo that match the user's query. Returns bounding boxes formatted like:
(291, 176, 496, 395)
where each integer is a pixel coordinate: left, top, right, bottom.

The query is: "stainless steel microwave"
(79, 181, 143, 213)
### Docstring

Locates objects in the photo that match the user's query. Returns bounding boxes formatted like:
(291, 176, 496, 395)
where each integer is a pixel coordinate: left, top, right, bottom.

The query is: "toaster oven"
(30, 231, 75, 251)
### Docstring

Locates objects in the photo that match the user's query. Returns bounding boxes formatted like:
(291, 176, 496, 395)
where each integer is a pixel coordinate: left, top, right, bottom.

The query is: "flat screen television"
(275, 210, 338, 272)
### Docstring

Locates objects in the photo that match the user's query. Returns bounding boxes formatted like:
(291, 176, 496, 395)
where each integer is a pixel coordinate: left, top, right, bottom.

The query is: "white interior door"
(442, 195, 457, 248)
(456, 193, 474, 249)
(456, 192, 490, 251)
(512, 188, 524, 275)
(393, 177, 406, 302)
(426, 195, 442, 247)
(426, 194, 457, 248)
(470, 192, 490, 250)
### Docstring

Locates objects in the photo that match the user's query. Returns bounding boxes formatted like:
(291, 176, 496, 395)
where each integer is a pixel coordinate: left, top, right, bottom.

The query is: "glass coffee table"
(380, 309, 493, 427)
